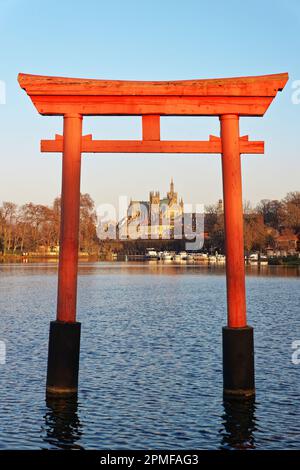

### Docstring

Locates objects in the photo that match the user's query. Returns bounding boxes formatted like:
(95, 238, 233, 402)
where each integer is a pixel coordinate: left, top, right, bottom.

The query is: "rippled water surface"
(0, 262, 299, 449)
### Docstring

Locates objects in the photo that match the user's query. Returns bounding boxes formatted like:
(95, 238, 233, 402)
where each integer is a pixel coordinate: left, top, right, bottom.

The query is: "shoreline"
(1, 255, 300, 268)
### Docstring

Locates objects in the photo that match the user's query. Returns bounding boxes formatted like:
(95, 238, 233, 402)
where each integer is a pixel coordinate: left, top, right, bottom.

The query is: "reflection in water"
(43, 396, 83, 449)
(1, 260, 299, 278)
(0, 261, 298, 449)
(220, 398, 257, 449)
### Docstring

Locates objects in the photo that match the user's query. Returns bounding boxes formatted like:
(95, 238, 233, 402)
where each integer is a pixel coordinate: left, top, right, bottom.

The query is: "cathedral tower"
(167, 178, 178, 205)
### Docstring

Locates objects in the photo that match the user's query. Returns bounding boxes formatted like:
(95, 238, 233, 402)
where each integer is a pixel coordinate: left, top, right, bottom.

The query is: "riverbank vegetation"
(1, 191, 299, 261)
(0, 194, 99, 258)
(205, 191, 300, 256)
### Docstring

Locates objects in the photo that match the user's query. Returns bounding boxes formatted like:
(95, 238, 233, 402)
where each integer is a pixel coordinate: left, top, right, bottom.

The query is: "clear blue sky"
(0, 0, 299, 209)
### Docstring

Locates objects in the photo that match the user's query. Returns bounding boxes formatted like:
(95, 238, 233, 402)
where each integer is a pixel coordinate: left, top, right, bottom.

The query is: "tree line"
(205, 191, 300, 254)
(0, 194, 99, 255)
(1, 191, 299, 256)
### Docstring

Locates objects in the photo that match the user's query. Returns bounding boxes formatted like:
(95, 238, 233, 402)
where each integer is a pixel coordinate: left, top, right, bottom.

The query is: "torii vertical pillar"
(46, 114, 82, 396)
(220, 114, 255, 399)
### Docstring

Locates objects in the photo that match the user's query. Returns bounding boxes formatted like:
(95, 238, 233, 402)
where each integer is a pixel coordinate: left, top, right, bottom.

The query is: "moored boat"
(145, 248, 158, 260)
(162, 251, 173, 261)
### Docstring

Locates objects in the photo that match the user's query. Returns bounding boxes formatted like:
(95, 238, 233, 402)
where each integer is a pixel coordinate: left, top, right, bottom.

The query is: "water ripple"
(0, 262, 299, 449)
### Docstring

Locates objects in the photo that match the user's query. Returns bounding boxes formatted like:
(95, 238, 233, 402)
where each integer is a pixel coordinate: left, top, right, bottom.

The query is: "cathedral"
(127, 179, 184, 238)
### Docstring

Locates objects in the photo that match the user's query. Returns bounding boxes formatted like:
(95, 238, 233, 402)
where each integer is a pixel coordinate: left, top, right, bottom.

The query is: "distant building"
(126, 178, 184, 239)
(274, 230, 299, 254)
(37, 245, 59, 255)
(217, 199, 223, 214)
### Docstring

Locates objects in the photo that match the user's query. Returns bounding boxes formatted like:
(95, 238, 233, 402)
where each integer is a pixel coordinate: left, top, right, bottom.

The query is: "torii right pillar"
(220, 114, 254, 399)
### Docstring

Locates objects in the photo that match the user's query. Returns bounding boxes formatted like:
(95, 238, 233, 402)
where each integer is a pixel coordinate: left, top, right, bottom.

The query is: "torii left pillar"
(46, 114, 82, 396)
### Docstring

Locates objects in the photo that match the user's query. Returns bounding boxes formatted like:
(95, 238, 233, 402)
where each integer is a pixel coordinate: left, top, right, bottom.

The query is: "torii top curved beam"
(18, 72, 288, 116)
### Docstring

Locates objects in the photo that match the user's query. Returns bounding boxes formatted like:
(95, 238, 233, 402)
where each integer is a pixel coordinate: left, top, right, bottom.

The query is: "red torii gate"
(18, 72, 288, 398)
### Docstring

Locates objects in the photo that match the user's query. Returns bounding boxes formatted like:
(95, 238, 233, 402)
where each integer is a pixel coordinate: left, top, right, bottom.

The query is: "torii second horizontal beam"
(41, 134, 264, 154)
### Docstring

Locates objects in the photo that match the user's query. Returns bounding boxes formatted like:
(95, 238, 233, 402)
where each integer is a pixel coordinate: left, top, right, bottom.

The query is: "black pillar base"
(222, 325, 255, 399)
(46, 320, 81, 397)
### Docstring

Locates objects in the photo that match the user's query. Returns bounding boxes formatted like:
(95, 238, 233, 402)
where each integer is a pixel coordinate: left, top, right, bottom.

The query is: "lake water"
(0, 262, 299, 450)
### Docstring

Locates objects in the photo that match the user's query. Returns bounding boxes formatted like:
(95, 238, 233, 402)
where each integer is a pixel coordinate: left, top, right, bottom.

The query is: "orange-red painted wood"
(142, 115, 160, 141)
(18, 73, 288, 117)
(18, 72, 288, 97)
(21, 94, 274, 117)
(220, 115, 247, 328)
(41, 135, 264, 154)
(56, 114, 82, 323)
(18, 72, 288, 332)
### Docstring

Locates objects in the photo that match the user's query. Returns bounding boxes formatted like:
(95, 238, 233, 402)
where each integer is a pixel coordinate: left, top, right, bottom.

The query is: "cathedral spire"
(170, 177, 174, 194)
(167, 177, 178, 205)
